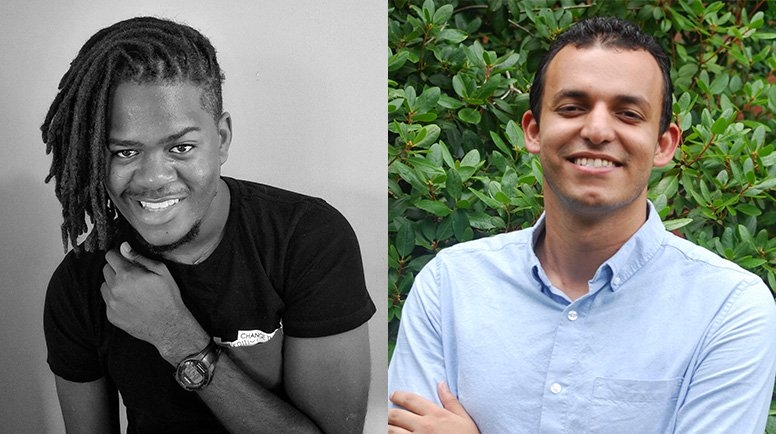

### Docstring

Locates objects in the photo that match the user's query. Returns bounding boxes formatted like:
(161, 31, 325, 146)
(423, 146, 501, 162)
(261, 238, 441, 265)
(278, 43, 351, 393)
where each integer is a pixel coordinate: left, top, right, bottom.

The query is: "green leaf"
(452, 75, 467, 99)
(735, 203, 762, 217)
(461, 149, 481, 167)
(752, 177, 776, 191)
(421, 0, 435, 23)
(452, 210, 472, 242)
(737, 257, 767, 269)
(445, 168, 463, 200)
(388, 50, 410, 72)
(664, 218, 693, 231)
(711, 115, 729, 135)
(414, 125, 441, 148)
(416, 199, 452, 217)
(458, 107, 482, 124)
(432, 4, 453, 25)
(489, 131, 511, 157)
(438, 94, 464, 110)
(438, 29, 468, 43)
(709, 73, 730, 94)
(395, 221, 415, 257)
(505, 120, 524, 148)
(468, 188, 501, 208)
(417, 87, 441, 112)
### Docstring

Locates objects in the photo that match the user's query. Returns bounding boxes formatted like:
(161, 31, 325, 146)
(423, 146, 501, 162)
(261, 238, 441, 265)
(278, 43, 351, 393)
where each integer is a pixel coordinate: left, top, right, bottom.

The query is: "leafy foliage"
(388, 0, 775, 424)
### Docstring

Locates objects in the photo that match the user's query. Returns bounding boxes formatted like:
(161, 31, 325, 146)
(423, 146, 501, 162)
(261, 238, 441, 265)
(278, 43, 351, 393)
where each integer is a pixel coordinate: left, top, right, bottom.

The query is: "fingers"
(390, 390, 436, 415)
(102, 258, 116, 287)
(119, 242, 160, 273)
(387, 406, 418, 433)
(119, 241, 137, 261)
(99, 281, 110, 303)
(437, 382, 468, 417)
(104, 242, 161, 275)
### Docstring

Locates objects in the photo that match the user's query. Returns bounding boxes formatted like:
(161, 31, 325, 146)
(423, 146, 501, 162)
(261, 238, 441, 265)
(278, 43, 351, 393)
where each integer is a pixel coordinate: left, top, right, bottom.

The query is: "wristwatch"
(174, 339, 221, 391)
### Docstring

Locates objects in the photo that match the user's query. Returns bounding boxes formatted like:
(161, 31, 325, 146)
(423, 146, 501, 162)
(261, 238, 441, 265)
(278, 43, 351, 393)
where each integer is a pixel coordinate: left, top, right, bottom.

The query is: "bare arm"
(284, 323, 371, 434)
(54, 376, 120, 434)
(168, 323, 371, 433)
(195, 348, 324, 433)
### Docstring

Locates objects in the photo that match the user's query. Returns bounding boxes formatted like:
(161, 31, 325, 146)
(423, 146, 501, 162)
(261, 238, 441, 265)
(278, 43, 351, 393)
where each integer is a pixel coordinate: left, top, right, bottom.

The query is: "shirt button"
(567, 310, 578, 321)
(550, 383, 562, 394)
(612, 276, 622, 285)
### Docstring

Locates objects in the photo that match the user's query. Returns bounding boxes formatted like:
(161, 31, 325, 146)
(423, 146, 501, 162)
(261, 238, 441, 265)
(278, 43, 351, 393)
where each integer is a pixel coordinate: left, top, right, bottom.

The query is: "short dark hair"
(41, 16, 224, 253)
(528, 16, 673, 134)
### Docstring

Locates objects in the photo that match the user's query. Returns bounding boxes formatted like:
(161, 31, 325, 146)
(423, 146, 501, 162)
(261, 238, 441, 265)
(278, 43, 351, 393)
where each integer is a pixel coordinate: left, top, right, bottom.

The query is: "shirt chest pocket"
(588, 377, 682, 434)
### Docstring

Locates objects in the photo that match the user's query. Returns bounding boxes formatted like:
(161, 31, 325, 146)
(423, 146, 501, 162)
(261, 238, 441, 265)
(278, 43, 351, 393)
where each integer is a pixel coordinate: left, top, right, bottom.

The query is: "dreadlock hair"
(41, 16, 224, 254)
(529, 16, 674, 135)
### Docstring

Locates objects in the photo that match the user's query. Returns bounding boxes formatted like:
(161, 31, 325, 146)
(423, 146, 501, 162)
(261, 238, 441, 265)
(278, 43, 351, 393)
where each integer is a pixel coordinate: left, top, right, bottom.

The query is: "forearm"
(157, 320, 320, 433)
(199, 354, 322, 434)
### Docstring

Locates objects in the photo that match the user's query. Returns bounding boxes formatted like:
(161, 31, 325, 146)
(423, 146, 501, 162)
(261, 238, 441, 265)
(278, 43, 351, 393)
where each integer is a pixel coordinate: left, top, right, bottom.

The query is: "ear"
(216, 112, 232, 165)
(522, 110, 541, 155)
(653, 122, 681, 167)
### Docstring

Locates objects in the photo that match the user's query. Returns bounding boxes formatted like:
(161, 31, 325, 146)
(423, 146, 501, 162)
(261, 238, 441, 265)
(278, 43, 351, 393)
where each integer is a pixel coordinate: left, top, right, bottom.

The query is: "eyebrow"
(551, 89, 652, 112)
(108, 126, 201, 147)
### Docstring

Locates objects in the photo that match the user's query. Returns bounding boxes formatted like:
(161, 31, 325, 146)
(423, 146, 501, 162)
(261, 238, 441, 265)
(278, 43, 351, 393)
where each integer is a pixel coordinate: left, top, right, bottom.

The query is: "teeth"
(574, 157, 614, 168)
(140, 199, 179, 211)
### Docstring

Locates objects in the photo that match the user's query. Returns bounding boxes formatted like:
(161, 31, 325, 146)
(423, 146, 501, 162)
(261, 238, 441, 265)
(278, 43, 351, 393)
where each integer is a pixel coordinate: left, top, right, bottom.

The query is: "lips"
(573, 157, 616, 168)
(139, 198, 180, 211)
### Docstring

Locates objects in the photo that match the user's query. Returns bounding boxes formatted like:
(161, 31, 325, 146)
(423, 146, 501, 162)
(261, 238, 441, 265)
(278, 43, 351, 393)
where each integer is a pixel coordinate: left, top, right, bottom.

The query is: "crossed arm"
(55, 242, 371, 433)
(388, 382, 479, 434)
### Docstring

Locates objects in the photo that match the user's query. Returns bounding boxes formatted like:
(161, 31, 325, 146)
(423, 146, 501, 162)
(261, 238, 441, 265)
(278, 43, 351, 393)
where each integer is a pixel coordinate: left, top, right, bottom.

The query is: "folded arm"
(100, 243, 371, 433)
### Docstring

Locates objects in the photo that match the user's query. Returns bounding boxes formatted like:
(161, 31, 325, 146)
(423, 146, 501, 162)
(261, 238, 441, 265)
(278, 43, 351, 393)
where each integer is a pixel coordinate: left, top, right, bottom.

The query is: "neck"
(536, 195, 648, 300)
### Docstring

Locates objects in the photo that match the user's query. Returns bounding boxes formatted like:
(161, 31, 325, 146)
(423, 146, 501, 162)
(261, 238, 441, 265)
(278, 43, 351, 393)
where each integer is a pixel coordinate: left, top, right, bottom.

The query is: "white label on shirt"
(214, 326, 281, 347)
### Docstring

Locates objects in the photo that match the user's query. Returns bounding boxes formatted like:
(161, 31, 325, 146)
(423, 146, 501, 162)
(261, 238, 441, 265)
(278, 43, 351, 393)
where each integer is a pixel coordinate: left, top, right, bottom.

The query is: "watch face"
(178, 360, 208, 388)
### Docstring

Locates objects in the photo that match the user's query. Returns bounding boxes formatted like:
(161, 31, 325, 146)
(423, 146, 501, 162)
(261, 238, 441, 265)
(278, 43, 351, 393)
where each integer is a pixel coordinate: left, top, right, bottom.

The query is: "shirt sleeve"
(672, 277, 776, 433)
(279, 200, 375, 338)
(43, 251, 106, 382)
(388, 257, 447, 406)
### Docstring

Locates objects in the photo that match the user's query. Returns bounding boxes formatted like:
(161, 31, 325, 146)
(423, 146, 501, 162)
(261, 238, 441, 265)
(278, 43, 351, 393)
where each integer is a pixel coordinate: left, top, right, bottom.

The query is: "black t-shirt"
(44, 177, 376, 432)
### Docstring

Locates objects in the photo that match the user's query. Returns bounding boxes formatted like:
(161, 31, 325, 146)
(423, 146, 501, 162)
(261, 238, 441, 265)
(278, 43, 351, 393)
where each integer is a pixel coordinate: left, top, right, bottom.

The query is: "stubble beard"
(130, 220, 202, 256)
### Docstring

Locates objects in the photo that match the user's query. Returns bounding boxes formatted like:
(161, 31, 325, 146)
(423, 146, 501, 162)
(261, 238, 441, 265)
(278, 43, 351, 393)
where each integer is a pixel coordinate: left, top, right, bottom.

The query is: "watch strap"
(175, 338, 222, 391)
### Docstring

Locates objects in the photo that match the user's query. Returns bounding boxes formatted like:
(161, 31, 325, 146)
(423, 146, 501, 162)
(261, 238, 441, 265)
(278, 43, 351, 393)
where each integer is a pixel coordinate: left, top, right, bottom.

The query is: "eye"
(112, 149, 139, 159)
(556, 105, 585, 116)
(619, 110, 644, 122)
(170, 144, 194, 154)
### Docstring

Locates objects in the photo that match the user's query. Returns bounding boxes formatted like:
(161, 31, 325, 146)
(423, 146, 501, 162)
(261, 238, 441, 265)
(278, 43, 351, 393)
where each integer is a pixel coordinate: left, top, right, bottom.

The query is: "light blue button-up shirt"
(389, 203, 776, 433)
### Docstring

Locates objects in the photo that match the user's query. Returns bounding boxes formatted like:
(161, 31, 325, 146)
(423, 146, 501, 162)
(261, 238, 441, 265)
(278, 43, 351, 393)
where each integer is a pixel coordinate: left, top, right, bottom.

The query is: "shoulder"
(225, 177, 348, 227)
(49, 248, 106, 289)
(413, 226, 536, 293)
(661, 232, 760, 283)
(435, 226, 534, 263)
(658, 232, 773, 311)
(46, 248, 107, 308)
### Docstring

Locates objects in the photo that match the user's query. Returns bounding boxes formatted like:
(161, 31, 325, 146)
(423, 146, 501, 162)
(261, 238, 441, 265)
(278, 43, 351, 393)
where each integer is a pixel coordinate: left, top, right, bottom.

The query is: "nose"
(134, 151, 175, 190)
(580, 103, 615, 145)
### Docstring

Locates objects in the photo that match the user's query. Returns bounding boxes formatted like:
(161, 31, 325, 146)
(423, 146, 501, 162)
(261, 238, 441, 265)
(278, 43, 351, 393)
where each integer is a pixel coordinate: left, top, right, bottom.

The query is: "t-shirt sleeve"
(280, 200, 376, 338)
(43, 251, 106, 382)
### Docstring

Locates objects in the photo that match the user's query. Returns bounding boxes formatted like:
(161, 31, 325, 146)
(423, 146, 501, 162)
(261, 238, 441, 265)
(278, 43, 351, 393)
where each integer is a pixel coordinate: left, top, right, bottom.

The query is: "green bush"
(388, 0, 775, 426)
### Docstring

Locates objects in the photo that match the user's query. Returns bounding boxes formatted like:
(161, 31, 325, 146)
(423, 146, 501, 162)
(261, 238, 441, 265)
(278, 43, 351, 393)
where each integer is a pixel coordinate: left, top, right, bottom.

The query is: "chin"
(133, 221, 201, 255)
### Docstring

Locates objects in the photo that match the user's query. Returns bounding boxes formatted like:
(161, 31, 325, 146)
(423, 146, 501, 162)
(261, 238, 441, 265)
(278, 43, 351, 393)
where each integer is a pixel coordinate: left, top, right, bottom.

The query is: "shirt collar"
(529, 202, 668, 298)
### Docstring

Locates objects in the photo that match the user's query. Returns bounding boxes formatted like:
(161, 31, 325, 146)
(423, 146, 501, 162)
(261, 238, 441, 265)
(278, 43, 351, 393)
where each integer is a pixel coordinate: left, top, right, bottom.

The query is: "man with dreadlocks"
(42, 17, 375, 433)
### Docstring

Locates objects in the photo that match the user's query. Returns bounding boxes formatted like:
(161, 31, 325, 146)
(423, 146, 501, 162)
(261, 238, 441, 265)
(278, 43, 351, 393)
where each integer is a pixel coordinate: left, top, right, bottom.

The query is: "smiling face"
(522, 45, 680, 221)
(105, 81, 231, 254)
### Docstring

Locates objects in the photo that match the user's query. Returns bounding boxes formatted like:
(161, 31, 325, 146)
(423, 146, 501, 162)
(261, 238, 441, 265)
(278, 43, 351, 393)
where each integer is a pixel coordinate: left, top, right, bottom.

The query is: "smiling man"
(387, 17, 776, 434)
(42, 17, 375, 433)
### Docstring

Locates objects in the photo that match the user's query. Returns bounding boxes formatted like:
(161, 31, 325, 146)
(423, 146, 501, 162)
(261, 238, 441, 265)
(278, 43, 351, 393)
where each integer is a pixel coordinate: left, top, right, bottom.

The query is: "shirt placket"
(538, 298, 587, 433)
